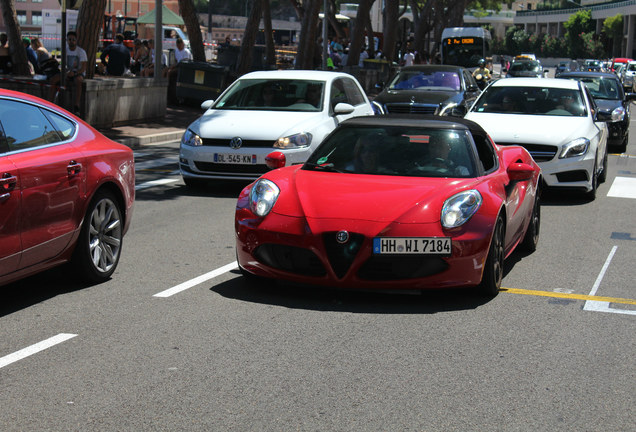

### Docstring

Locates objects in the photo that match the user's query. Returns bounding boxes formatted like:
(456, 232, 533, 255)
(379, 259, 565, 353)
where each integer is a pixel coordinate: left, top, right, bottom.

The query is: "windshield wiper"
(305, 162, 345, 173)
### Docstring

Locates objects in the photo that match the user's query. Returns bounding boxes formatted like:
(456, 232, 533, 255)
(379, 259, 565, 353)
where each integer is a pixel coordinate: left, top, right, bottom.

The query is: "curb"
(109, 130, 185, 148)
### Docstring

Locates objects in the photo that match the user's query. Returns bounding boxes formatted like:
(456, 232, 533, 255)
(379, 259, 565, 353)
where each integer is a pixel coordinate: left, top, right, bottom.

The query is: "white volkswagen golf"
(465, 78, 609, 199)
(179, 70, 374, 186)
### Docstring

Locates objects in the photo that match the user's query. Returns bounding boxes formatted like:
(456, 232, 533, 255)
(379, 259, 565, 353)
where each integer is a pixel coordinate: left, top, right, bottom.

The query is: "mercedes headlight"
(439, 102, 459, 116)
(249, 179, 280, 217)
(559, 138, 589, 158)
(441, 190, 482, 228)
(274, 133, 312, 149)
(372, 101, 385, 115)
(611, 106, 626, 122)
(181, 129, 202, 147)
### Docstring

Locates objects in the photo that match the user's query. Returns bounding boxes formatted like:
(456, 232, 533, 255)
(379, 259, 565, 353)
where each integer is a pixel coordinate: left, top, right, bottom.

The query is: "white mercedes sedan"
(465, 78, 609, 200)
(179, 70, 374, 186)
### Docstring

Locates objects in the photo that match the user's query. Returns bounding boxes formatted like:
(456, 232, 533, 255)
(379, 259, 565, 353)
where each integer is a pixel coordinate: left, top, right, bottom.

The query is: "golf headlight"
(611, 106, 625, 122)
(441, 190, 482, 228)
(249, 179, 280, 217)
(439, 102, 458, 116)
(559, 138, 589, 158)
(181, 129, 202, 147)
(275, 133, 312, 149)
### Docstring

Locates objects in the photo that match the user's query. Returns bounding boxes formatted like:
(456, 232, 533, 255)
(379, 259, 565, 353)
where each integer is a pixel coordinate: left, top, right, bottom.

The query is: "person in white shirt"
(403, 49, 415, 67)
(49, 31, 87, 114)
(163, 37, 192, 78)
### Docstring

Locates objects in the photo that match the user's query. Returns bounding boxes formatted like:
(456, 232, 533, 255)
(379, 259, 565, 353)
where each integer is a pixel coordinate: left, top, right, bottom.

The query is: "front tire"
(586, 160, 598, 201)
(479, 216, 505, 297)
(521, 193, 540, 252)
(72, 190, 123, 283)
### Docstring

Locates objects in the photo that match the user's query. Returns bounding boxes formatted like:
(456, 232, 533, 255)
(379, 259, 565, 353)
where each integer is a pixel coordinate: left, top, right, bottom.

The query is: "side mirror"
(595, 111, 612, 122)
(507, 162, 535, 182)
(265, 151, 286, 170)
(333, 102, 355, 115)
(625, 92, 636, 102)
(201, 100, 215, 110)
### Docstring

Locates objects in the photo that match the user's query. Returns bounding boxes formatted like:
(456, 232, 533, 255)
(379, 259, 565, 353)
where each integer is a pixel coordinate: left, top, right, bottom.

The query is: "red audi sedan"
(0, 89, 135, 287)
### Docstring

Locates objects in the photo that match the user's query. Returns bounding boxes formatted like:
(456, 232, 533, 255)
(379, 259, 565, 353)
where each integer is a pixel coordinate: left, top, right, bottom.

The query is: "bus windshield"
(442, 37, 487, 68)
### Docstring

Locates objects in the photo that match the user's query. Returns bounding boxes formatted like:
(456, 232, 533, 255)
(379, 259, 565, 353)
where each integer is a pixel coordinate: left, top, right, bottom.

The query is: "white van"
(163, 26, 190, 51)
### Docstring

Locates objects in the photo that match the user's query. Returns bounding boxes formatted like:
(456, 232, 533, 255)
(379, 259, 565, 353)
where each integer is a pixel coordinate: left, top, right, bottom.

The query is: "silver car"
(623, 61, 636, 90)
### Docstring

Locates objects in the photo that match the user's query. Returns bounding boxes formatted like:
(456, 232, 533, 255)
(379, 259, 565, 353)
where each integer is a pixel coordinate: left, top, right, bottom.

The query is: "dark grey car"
(372, 65, 481, 117)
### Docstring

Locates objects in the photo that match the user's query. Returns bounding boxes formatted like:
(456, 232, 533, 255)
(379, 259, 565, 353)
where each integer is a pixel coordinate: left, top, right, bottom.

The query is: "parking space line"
(153, 261, 238, 298)
(607, 177, 636, 199)
(501, 288, 636, 306)
(0, 333, 77, 369)
(135, 178, 179, 191)
(588, 246, 618, 297)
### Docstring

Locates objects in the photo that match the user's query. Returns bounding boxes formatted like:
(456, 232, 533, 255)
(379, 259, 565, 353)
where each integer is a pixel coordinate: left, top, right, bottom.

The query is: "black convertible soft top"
(340, 114, 489, 137)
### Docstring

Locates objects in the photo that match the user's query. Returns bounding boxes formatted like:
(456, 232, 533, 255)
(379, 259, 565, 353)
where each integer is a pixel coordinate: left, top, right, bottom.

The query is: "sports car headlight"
(559, 138, 589, 159)
(274, 133, 312, 149)
(611, 106, 626, 122)
(249, 179, 280, 217)
(441, 190, 482, 229)
(438, 102, 458, 116)
(181, 129, 202, 147)
(371, 101, 385, 115)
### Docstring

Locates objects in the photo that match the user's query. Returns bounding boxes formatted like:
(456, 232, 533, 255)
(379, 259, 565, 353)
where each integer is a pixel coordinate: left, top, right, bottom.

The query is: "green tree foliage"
(564, 9, 594, 58)
(603, 14, 623, 57)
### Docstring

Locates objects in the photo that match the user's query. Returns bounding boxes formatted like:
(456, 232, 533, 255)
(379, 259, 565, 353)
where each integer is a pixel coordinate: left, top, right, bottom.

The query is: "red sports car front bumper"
(236, 210, 495, 290)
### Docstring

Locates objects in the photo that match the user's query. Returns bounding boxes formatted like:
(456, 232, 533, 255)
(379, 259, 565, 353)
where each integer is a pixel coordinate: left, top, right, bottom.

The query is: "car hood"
(267, 167, 482, 233)
(465, 113, 591, 145)
(189, 109, 325, 139)
(374, 89, 460, 105)
(594, 98, 621, 113)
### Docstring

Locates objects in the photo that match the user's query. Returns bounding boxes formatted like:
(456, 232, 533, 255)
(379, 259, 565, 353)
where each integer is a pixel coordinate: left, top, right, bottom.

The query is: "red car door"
(0, 155, 21, 277)
(0, 99, 86, 269)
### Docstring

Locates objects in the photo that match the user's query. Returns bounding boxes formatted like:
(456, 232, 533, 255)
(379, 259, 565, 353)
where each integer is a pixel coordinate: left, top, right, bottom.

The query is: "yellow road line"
(501, 288, 636, 306)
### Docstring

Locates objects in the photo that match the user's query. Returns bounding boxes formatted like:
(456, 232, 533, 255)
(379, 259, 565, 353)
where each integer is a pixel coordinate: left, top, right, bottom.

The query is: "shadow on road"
(211, 270, 493, 314)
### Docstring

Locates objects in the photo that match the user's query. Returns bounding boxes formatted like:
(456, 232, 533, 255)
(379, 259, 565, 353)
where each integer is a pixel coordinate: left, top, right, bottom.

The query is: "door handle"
(67, 160, 82, 176)
(1, 173, 17, 191)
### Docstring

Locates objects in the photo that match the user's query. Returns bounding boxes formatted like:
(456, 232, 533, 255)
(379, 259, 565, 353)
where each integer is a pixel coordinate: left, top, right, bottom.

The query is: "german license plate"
(214, 153, 257, 164)
(373, 237, 451, 255)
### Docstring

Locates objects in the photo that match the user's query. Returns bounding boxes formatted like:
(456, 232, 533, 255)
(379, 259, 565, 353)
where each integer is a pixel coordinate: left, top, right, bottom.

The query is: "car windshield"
(572, 77, 621, 100)
(472, 86, 587, 116)
(303, 126, 477, 178)
(627, 63, 636, 72)
(510, 61, 541, 72)
(388, 71, 461, 91)
(213, 79, 324, 112)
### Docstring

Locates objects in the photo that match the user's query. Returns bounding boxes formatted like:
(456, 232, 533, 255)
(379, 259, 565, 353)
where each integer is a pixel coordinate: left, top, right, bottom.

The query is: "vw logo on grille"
(229, 137, 243, 149)
(336, 230, 350, 244)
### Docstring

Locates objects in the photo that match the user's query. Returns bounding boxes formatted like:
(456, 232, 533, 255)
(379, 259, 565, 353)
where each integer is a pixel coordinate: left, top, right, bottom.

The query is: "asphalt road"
(1, 118, 635, 431)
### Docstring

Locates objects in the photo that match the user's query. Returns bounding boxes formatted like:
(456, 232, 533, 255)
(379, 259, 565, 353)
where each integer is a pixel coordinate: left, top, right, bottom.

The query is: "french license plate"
(373, 237, 451, 255)
(214, 153, 257, 164)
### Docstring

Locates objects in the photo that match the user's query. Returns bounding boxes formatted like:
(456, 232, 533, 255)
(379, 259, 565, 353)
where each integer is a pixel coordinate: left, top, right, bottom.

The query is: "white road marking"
(135, 156, 178, 171)
(0, 333, 77, 369)
(607, 176, 636, 199)
(583, 246, 635, 315)
(135, 178, 179, 191)
(153, 261, 238, 298)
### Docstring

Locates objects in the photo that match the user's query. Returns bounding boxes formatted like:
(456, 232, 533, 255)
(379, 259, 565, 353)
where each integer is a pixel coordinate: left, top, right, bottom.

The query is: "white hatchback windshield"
(213, 79, 325, 112)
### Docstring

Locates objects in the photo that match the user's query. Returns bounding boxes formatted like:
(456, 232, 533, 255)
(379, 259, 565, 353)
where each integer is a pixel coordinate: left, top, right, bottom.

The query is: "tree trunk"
(76, 0, 108, 79)
(237, 0, 263, 75)
(382, 0, 400, 63)
(262, 0, 276, 67)
(0, 0, 30, 76)
(178, 0, 206, 62)
(346, 0, 373, 67)
(294, 0, 320, 70)
(327, 0, 345, 41)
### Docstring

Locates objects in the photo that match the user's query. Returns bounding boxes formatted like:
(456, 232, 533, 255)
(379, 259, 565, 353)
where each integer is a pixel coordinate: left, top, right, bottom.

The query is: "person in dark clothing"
(23, 37, 38, 74)
(100, 34, 131, 76)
